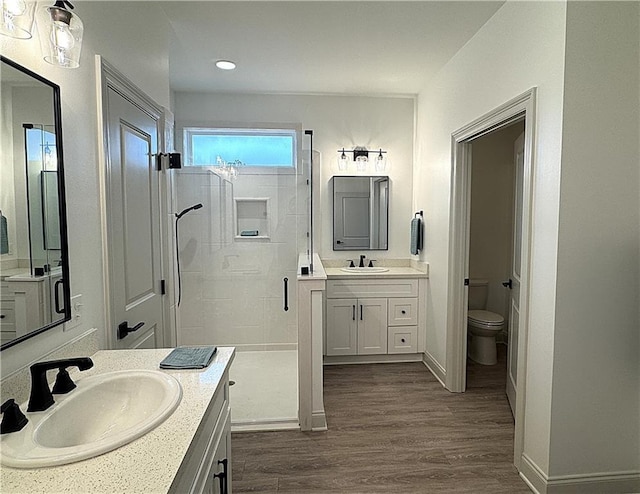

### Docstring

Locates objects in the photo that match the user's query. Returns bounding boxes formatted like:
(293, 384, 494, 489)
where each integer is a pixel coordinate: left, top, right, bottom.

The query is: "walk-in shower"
(171, 128, 312, 430)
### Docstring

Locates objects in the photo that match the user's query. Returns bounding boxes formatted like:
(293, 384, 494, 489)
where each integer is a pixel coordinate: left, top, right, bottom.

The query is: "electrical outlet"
(65, 294, 83, 330)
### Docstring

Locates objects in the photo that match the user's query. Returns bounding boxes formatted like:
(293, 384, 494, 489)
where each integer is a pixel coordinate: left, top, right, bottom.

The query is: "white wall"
(469, 123, 523, 318)
(549, 1, 639, 478)
(0, 2, 170, 376)
(174, 92, 415, 262)
(415, 0, 567, 476)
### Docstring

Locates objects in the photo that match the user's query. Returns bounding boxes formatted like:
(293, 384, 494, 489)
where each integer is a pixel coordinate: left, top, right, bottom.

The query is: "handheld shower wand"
(175, 203, 203, 220)
(175, 203, 203, 307)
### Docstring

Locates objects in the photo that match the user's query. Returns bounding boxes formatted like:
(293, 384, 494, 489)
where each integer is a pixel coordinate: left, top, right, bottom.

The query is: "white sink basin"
(340, 266, 389, 273)
(1, 370, 182, 468)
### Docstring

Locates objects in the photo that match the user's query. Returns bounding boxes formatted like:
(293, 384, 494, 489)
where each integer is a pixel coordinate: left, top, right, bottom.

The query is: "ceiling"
(163, 1, 504, 96)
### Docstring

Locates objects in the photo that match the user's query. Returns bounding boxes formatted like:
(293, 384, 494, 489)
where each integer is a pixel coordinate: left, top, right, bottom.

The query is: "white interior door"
(506, 132, 524, 414)
(106, 86, 163, 349)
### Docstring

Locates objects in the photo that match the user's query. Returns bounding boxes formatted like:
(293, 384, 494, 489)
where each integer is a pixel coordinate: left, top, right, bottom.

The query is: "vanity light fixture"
(336, 146, 388, 172)
(0, 0, 36, 39)
(36, 0, 83, 69)
(215, 59, 236, 70)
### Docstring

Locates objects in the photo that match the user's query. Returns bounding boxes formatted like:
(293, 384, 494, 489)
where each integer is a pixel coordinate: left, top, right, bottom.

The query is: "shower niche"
(234, 197, 270, 240)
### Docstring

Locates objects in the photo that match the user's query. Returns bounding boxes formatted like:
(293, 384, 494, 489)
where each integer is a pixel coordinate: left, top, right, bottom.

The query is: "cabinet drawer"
(388, 298, 417, 326)
(0, 305, 16, 326)
(387, 326, 418, 354)
(327, 279, 418, 299)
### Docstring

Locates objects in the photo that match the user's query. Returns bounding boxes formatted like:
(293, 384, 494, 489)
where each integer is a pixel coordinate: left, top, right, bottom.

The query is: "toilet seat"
(468, 310, 504, 327)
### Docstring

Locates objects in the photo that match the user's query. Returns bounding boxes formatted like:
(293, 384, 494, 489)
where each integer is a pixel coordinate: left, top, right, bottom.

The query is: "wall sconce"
(36, 0, 83, 68)
(337, 147, 388, 172)
(0, 0, 36, 39)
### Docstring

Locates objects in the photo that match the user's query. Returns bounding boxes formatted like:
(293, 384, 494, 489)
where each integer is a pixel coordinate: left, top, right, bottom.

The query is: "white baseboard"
(311, 411, 327, 431)
(323, 353, 422, 365)
(521, 453, 640, 494)
(422, 350, 446, 387)
(231, 417, 299, 433)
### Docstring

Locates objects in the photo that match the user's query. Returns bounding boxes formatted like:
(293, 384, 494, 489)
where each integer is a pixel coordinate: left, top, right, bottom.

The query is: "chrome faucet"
(27, 357, 94, 412)
(359, 255, 366, 268)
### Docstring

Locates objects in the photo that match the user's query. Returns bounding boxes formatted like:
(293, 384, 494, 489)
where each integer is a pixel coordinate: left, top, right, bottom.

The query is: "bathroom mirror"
(0, 56, 71, 351)
(332, 176, 389, 250)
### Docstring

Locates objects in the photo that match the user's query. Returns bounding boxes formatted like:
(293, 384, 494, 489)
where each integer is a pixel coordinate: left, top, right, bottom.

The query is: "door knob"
(502, 279, 513, 289)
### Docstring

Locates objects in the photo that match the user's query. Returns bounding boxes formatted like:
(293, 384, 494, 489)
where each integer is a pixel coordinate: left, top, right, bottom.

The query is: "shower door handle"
(283, 277, 289, 312)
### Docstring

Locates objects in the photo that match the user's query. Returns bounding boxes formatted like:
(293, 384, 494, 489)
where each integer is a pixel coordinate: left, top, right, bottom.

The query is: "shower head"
(175, 203, 203, 220)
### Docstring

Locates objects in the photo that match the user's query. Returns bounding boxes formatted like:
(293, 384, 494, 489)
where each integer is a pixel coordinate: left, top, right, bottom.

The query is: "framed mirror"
(0, 56, 71, 350)
(332, 176, 389, 250)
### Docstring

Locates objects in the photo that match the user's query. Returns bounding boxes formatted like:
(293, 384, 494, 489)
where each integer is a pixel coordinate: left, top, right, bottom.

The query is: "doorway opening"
(466, 121, 525, 417)
(447, 89, 536, 470)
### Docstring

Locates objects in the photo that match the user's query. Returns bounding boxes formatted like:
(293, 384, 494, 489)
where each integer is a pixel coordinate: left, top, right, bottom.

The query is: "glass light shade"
(375, 153, 387, 172)
(0, 0, 36, 39)
(338, 150, 348, 171)
(36, 4, 83, 68)
(355, 155, 367, 172)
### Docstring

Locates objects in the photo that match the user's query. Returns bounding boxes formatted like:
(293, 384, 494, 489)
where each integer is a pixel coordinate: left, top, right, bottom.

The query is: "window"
(184, 128, 297, 172)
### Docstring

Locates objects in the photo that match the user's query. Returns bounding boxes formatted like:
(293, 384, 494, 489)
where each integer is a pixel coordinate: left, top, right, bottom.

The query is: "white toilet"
(467, 280, 504, 365)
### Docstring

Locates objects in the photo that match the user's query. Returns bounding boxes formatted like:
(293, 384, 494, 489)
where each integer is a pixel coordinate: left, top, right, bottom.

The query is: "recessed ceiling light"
(215, 60, 236, 70)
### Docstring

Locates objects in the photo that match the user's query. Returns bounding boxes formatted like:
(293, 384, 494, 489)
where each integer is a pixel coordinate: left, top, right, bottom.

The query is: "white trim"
(231, 418, 300, 433)
(311, 411, 328, 431)
(520, 453, 548, 494)
(520, 453, 640, 494)
(96, 56, 165, 350)
(422, 351, 446, 387)
(323, 353, 422, 365)
(446, 88, 537, 473)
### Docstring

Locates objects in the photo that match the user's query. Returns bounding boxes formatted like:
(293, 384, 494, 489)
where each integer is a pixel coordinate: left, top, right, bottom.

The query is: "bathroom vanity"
(323, 265, 428, 362)
(0, 347, 234, 494)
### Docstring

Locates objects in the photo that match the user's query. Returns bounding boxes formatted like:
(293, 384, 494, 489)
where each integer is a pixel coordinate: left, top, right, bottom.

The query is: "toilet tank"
(468, 279, 488, 310)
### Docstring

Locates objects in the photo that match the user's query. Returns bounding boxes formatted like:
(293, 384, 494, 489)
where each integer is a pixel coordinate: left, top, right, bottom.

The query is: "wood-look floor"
(232, 346, 531, 493)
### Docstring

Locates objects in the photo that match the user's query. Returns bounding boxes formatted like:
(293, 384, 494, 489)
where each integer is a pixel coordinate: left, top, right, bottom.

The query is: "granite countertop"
(1, 347, 235, 494)
(325, 266, 428, 279)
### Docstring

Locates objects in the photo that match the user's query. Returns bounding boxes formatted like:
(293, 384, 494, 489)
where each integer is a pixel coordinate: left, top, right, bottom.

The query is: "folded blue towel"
(0, 213, 8, 255)
(159, 346, 217, 369)
(410, 217, 422, 255)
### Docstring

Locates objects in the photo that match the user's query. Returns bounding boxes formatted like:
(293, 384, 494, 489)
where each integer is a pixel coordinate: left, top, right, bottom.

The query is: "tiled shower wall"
(174, 169, 306, 350)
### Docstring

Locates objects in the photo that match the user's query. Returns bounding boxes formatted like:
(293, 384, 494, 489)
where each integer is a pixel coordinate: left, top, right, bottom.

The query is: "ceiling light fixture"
(0, 0, 36, 39)
(36, 0, 83, 69)
(215, 60, 236, 70)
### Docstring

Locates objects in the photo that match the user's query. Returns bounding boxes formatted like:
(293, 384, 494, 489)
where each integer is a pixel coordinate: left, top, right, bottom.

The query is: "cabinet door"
(326, 298, 357, 355)
(357, 298, 388, 355)
(202, 412, 231, 494)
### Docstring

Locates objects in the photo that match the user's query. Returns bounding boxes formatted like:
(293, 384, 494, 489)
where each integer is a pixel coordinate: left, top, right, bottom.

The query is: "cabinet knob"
(401, 338, 406, 343)
(401, 310, 406, 314)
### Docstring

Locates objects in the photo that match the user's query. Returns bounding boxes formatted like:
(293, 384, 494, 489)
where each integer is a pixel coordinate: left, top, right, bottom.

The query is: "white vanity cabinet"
(326, 278, 419, 356)
(170, 374, 232, 494)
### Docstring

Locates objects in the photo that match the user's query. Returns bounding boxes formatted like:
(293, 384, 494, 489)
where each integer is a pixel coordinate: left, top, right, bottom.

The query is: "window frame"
(183, 126, 299, 175)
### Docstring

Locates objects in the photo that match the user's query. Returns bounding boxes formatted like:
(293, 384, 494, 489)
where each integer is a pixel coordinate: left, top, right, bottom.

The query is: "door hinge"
(464, 278, 469, 286)
(155, 152, 182, 170)
(160, 279, 166, 295)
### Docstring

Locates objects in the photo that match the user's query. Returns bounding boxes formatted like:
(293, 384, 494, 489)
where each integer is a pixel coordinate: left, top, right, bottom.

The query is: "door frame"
(96, 56, 167, 349)
(446, 88, 536, 470)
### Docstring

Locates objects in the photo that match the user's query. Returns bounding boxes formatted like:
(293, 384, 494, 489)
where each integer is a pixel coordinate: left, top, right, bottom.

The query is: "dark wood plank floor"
(232, 346, 530, 493)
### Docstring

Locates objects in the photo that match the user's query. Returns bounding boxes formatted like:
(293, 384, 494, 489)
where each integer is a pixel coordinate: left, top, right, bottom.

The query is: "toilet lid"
(468, 310, 504, 326)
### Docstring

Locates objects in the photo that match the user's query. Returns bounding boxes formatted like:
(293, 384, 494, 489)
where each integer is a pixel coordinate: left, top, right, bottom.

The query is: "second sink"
(340, 267, 389, 273)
